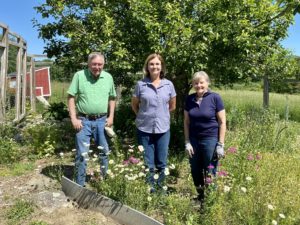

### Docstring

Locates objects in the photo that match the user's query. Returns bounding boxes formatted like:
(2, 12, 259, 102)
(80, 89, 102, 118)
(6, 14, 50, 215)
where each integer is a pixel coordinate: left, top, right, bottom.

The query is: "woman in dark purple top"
(131, 53, 176, 193)
(184, 71, 226, 203)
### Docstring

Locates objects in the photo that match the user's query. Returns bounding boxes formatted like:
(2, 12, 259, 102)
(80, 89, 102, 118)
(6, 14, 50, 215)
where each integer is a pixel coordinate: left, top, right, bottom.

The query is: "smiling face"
(147, 57, 162, 79)
(193, 77, 209, 97)
(88, 55, 105, 77)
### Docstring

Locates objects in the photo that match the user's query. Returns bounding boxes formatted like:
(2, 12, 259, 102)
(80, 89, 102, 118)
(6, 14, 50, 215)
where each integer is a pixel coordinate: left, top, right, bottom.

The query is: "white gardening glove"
(105, 126, 116, 138)
(185, 142, 194, 158)
(215, 142, 225, 159)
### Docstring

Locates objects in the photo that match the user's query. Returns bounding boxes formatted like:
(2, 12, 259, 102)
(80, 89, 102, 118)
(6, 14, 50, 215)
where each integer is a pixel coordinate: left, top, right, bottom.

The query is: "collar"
(192, 90, 211, 102)
(87, 69, 103, 80)
(143, 77, 168, 87)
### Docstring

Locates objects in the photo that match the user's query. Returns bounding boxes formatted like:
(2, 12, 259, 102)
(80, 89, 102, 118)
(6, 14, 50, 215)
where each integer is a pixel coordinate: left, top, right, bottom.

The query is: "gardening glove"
(185, 142, 194, 158)
(215, 142, 225, 159)
(105, 126, 116, 138)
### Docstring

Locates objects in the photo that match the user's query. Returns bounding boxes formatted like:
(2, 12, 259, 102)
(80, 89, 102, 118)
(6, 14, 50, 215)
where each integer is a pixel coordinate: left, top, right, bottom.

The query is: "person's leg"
(154, 130, 170, 188)
(198, 138, 218, 184)
(94, 116, 109, 177)
(75, 118, 92, 186)
(137, 129, 155, 191)
(189, 137, 204, 200)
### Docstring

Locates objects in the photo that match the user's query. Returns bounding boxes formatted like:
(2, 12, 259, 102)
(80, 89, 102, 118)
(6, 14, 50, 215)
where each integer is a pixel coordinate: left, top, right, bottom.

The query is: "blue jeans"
(189, 137, 218, 188)
(75, 116, 109, 186)
(138, 129, 170, 188)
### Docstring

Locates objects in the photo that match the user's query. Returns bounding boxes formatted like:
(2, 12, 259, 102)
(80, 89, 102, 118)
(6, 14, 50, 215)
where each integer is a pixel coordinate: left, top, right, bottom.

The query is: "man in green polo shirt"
(67, 52, 116, 186)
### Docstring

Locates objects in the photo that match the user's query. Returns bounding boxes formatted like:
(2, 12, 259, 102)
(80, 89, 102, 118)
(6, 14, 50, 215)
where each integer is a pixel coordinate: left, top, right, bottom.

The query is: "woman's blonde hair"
(192, 71, 210, 84)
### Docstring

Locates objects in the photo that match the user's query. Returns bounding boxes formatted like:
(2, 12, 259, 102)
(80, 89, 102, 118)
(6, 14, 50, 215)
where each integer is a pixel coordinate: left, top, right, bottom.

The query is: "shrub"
(0, 137, 21, 164)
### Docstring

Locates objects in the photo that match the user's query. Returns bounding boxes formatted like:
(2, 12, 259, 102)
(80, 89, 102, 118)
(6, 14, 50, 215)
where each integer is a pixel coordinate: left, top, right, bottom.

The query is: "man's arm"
(68, 95, 82, 131)
(106, 98, 116, 127)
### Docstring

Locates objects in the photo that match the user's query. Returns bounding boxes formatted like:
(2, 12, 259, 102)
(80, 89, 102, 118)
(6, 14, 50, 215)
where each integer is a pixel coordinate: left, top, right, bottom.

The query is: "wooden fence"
(0, 22, 44, 122)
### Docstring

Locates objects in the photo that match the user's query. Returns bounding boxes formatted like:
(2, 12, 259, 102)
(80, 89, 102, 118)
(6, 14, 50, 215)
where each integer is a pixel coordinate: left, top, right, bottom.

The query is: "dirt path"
(0, 161, 119, 225)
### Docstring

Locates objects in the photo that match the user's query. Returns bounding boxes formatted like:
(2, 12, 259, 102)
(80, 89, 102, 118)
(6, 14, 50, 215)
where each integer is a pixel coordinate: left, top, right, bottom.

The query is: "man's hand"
(216, 142, 225, 159)
(71, 118, 83, 131)
(185, 142, 194, 158)
(106, 116, 113, 127)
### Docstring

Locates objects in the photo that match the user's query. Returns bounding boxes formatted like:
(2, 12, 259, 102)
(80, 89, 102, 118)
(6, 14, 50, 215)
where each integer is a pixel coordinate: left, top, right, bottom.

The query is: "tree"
(34, 0, 300, 114)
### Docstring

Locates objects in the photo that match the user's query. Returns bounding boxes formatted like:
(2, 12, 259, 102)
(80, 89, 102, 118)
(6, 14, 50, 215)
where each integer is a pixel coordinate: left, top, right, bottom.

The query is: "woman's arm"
(169, 96, 176, 112)
(184, 110, 190, 143)
(131, 96, 140, 115)
(216, 109, 226, 144)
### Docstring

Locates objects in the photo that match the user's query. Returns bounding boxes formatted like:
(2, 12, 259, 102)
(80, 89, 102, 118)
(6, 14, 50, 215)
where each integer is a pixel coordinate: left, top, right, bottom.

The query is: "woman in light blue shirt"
(131, 53, 176, 193)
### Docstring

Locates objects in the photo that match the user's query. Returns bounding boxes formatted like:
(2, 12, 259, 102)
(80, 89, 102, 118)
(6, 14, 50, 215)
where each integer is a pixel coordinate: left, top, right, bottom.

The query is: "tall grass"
(218, 90, 300, 122)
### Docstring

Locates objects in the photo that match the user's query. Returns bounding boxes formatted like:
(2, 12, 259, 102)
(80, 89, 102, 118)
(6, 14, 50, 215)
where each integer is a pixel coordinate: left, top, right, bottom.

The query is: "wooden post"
(263, 74, 269, 108)
(0, 23, 9, 122)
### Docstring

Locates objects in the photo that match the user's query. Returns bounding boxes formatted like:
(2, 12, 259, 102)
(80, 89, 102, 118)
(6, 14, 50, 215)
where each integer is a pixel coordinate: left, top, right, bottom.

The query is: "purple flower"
(227, 147, 237, 154)
(247, 154, 254, 161)
(205, 177, 213, 184)
(122, 160, 129, 165)
(207, 164, 215, 169)
(256, 153, 262, 160)
(218, 170, 228, 177)
(129, 156, 140, 164)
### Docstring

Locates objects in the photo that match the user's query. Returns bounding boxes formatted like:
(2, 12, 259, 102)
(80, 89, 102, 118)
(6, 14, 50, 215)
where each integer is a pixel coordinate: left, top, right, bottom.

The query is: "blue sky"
(0, 1, 299, 56)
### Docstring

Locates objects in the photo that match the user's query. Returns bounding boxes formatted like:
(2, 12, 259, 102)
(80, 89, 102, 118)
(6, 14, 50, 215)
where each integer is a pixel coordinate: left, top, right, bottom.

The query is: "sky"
(0, 1, 300, 56)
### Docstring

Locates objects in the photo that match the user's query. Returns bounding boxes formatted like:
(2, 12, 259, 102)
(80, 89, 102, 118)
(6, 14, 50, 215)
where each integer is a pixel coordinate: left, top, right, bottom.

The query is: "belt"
(78, 112, 107, 120)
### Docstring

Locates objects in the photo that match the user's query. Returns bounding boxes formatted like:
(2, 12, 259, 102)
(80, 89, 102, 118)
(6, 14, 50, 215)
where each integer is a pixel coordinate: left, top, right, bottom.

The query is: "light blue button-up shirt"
(133, 77, 176, 133)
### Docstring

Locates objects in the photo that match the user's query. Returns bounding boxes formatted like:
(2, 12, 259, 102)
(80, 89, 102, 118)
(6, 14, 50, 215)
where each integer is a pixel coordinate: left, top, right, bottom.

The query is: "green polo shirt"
(67, 69, 116, 114)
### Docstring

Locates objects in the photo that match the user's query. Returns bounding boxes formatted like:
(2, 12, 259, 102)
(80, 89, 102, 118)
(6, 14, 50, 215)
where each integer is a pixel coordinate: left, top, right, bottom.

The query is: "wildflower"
(169, 164, 176, 169)
(89, 150, 93, 153)
(267, 204, 275, 210)
(164, 168, 170, 176)
(154, 174, 159, 180)
(138, 145, 144, 152)
(205, 177, 212, 184)
(109, 159, 114, 164)
(106, 169, 112, 175)
(218, 170, 228, 177)
(207, 164, 214, 169)
(279, 213, 285, 219)
(71, 149, 76, 152)
(147, 196, 152, 201)
(59, 152, 64, 157)
(271, 220, 278, 225)
(92, 158, 97, 162)
(129, 145, 135, 148)
(145, 168, 149, 172)
(97, 145, 104, 150)
(227, 147, 237, 154)
(224, 185, 231, 192)
(122, 160, 129, 165)
(162, 186, 168, 191)
(256, 153, 262, 160)
(129, 156, 140, 164)
(246, 176, 252, 181)
(128, 148, 134, 153)
(247, 154, 254, 161)
(93, 154, 98, 158)
(138, 172, 146, 177)
(241, 187, 247, 193)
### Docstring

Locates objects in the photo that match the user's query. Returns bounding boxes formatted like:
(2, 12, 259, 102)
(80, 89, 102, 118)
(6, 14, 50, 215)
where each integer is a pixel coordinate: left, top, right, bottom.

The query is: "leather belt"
(78, 112, 107, 120)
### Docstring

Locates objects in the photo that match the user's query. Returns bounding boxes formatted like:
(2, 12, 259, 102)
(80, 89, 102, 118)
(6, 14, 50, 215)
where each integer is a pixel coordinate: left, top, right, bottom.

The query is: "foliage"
(34, 0, 300, 118)
(22, 116, 74, 157)
(42, 102, 69, 121)
(0, 137, 22, 164)
(0, 162, 34, 177)
(6, 199, 35, 225)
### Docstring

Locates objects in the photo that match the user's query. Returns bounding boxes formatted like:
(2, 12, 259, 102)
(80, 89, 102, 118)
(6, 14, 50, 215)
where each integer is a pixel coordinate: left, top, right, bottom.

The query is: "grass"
(0, 161, 35, 177)
(6, 199, 35, 225)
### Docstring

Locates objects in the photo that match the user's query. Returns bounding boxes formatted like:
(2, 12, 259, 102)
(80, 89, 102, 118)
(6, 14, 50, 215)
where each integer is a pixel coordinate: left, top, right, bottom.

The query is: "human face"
(193, 77, 209, 97)
(88, 56, 105, 77)
(147, 57, 162, 79)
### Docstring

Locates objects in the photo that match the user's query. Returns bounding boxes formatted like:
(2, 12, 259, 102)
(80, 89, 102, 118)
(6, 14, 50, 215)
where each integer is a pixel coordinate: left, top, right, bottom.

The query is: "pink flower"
(122, 160, 129, 165)
(205, 177, 213, 184)
(129, 156, 140, 164)
(247, 154, 254, 161)
(256, 153, 262, 160)
(207, 164, 214, 169)
(218, 170, 228, 177)
(227, 147, 237, 154)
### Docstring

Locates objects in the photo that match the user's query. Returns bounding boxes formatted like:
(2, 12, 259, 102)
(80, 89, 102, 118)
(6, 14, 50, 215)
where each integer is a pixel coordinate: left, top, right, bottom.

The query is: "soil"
(0, 159, 120, 225)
